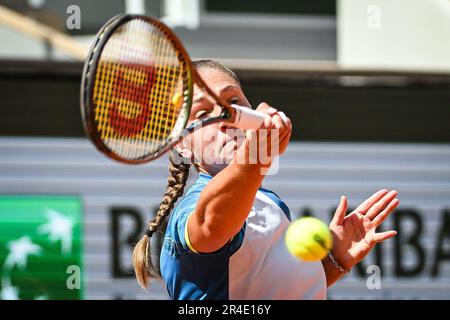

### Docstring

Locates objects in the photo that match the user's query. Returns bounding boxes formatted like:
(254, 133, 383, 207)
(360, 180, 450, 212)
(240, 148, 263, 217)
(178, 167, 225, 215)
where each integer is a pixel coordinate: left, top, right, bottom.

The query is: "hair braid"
(132, 149, 191, 289)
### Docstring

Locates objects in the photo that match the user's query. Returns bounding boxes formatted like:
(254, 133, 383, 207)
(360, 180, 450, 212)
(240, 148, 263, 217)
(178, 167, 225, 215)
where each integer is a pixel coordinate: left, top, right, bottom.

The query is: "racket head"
(81, 14, 194, 163)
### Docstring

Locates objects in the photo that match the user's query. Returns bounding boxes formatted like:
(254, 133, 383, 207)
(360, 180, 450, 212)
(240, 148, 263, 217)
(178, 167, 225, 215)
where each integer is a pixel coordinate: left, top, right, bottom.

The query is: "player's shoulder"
(177, 173, 210, 206)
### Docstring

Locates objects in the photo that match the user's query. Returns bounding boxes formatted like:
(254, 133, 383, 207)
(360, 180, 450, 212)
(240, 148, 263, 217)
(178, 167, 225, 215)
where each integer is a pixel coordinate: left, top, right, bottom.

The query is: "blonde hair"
(132, 149, 190, 288)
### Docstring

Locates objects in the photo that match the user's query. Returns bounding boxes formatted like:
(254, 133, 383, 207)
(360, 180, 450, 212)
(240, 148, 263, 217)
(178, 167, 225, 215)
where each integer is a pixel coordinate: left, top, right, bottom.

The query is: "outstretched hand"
(329, 189, 399, 271)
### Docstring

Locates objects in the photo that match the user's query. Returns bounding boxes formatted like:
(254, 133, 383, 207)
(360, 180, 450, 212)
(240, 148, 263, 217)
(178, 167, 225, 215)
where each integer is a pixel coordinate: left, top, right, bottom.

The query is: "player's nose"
(219, 121, 238, 133)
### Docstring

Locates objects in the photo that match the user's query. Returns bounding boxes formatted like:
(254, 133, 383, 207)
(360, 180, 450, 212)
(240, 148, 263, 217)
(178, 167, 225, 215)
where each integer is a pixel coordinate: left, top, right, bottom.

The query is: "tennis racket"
(80, 14, 268, 164)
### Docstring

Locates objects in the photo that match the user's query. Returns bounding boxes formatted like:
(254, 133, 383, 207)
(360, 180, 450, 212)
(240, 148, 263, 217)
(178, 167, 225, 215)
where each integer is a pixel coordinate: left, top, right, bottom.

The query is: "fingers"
(255, 103, 290, 125)
(372, 230, 397, 243)
(278, 127, 292, 154)
(255, 103, 280, 129)
(255, 102, 275, 113)
(278, 111, 288, 123)
(253, 103, 292, 157)
(277, 111, 292, 131)
(254, 102, 291, 135)
(365, 190, 398, 220)
(253, 103, 273, 128)
(331, 195, 348, 226)
(272, 112, 292, 154)
(271, 112, 284, 129)
(354, 189, 389, 214)
(265, 109, 286, 130)
(371, 198, 400, 227)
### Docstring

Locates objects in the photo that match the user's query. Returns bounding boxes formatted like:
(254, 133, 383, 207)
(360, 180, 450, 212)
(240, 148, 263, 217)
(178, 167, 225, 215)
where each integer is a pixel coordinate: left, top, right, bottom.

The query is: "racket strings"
(92, 18, 188, 159)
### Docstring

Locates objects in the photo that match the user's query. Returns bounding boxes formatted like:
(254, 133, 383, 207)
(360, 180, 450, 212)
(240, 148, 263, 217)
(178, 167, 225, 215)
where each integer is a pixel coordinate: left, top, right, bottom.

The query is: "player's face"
(180, 68, 251, 175)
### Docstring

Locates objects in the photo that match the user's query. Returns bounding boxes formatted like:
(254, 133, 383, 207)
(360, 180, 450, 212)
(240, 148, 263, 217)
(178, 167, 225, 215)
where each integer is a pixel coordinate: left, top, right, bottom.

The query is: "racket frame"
(81, 14, 239, 164)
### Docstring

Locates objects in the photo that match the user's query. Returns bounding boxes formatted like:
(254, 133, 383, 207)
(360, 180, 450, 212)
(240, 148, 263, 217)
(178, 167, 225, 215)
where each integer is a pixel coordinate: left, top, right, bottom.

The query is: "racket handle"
(232, 104, 269, 129)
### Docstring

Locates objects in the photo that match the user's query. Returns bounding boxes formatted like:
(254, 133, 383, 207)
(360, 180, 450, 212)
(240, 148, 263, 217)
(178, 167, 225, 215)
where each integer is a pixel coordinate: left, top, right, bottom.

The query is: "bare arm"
(322, 255, 345, 287)
(188, 155, 266, 253)
(188, 104, 292, 253)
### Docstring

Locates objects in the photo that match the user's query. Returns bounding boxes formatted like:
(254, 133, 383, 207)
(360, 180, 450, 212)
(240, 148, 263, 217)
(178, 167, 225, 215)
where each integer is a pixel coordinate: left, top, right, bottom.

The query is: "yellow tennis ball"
(285, 217, 333, 261)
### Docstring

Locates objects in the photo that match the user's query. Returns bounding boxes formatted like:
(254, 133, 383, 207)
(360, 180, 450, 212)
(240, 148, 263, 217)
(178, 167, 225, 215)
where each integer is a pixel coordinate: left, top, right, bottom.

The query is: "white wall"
(1, 137, 449, 299)
(338, 0, 450, 73)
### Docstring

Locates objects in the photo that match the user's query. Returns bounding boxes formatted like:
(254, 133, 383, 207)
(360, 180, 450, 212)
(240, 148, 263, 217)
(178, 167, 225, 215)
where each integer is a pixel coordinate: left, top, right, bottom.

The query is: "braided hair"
(132, 149, 190, 288)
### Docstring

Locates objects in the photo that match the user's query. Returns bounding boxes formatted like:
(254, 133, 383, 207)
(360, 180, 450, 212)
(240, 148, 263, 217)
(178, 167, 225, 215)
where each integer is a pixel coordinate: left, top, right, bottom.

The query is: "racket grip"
(232, 104, 269, 129)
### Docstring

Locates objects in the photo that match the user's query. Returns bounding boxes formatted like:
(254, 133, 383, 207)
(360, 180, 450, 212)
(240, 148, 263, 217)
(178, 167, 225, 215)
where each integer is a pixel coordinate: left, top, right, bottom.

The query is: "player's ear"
(179, 148, 193, 160)
(174, 145, 193, 164)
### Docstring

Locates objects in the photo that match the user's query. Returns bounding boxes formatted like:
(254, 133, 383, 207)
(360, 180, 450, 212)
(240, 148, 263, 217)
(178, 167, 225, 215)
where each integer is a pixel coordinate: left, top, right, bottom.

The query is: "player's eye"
(195, 110, 209, 119)
(229, 97, 239, 105)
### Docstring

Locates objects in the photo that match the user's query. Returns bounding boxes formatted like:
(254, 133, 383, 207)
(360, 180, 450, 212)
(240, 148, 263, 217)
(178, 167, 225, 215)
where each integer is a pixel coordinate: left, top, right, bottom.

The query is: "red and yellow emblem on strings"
(93, 61, 184, 143)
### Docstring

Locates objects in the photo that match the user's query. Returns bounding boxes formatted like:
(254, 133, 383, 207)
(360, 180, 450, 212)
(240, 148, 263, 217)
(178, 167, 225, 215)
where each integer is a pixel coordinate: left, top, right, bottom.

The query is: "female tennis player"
(132, 60, 399, 300)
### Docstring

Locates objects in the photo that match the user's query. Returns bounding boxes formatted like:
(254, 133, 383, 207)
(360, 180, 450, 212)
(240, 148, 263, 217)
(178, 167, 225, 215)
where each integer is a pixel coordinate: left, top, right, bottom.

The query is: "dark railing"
(1, 59, 449, 142)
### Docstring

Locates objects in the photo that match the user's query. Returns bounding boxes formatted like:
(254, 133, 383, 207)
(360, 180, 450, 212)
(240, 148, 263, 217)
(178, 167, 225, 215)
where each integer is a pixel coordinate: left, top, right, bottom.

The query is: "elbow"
(197, 209, 236, 244)
(200, 214, 230, 240)
(190, 206, 243, 253)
